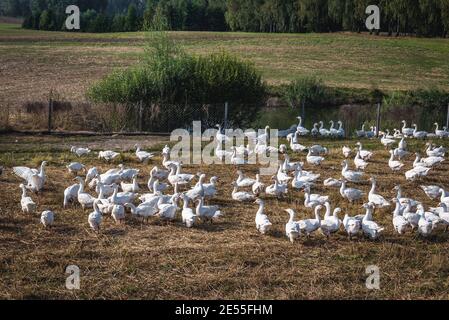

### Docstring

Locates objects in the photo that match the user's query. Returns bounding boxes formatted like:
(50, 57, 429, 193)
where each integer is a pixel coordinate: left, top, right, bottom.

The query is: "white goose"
(393, 185, 419, 208)
(311, 123, 319, 137)
(343, 213, 361, 240)
(40, 210, 54, 228)
(66, 162, 85, 175)
(98, 150, 120, 162)
(71, 146, 91, 157)
(412, 124, 427, 139)
(414, 153, 444, 168)
(287, 135, 307, 153)
(319, 121, 330, 137)
(121, 174, 139, 193)
(309, 145, 328, 156)
(147, 169, 169, 193)
(340, 180, 364, 203)
(125, 203, 158, 223)
(215, 144, 233, 160)
(393, 147, 409, 160)
(108, 184, 137, 206)
(405, 166, 431, 181)
(185, 175, 206, 201)
(421, 185, 444, 200)
(354, 151, 369, 171)
(388, 150, 404, 171)
(368, 177, 390, 208)
(231, 147, 247, 165)
(434, 123, 447, 139)
(196, 197, 222, 223)
(355, 142, 373, 160)
(401, 120, 414, 137)
(117, 164, 139, 181)
(341, 160, 364, 183)
(135, 145, 154, 163)
(356, 124, 366, 138)
(306, 150, 324, 166)
(362, 203, 384, 240)
(336, 121, 345, 138)
(381, 134, 396, 148)
(181, 195, 197, 228)
(285, 209, 301, 243)
(13, 161, 47, 193)
(297, 206, 322, 238)
(277, 165, 292, 184)
(254, 199, 272, 235)
(342, 146, 352, 158)
(282, 154, 299, 172)
(266, 177, 288, 198)
(111, 205, 126, 224)
(236, 170, 256, 187)
(252, 174, 265, 197)
(20, 184, 37, 214)
(157, 196, 179, 222)
(198, 176, 218, 198)
(323, 178, 342, 188)
(162, 153, 180, 170)
(418, 210, 433, 237)
(329, 121, 339, 137)
(392, 199, 409, 235)
(215, 124, 231, 143)
(402, 202, 420, 230)
(88, 200, 103, 232)
(63, 183, 80, 208)
(320, 203, 341, 238)
(85, 167, 98, 184)
(304, 186, 329, 205)
(296, 117, 310, 136)
(75, 177, 96, 210)
(168, 163, 195, 186)
(425, 143, 446, 157)
(232, 182, 256, 202)
(398, 137, 407, 150)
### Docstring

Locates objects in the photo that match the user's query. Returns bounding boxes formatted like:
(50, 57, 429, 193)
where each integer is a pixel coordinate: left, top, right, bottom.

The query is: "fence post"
(301, 100, 305, 122)
(446, 104, 449, 129)
(376, 102, 381, 137)
(139, 101, 143, 132)
(48, 96, 53, 133)
(224, 102, 229, 129)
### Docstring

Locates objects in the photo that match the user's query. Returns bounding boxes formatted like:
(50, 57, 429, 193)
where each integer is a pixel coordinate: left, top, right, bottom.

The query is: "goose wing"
(13, 167, 35, 182)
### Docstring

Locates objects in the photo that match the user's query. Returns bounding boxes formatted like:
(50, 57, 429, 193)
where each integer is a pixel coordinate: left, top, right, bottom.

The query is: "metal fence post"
(446, 103, 449, 129)
(224, 102, 229, 129)
(139, 101, 143, 132)
(48, 96, 53, 133)
(376, 102, 381, 137)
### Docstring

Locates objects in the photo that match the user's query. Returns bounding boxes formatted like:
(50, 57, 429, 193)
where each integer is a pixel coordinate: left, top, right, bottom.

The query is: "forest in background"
(1, 0, 449, 36)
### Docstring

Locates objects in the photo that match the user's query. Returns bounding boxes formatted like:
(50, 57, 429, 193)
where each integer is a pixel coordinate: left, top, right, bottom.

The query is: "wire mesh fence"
(1, 98, 449, 137)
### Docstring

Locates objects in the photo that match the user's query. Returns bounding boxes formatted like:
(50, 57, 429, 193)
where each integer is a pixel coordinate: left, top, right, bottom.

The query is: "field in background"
(1, 22, 449, 110)
(0, 134, 449, 299)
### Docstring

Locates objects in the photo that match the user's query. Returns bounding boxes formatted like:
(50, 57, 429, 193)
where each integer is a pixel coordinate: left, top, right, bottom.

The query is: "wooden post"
(48, 96, 53, 133)
(224, 102, 229, 129)
(376, 102, 381, 137)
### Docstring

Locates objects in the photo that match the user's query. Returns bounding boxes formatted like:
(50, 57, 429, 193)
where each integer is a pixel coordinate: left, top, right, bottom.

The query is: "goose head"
(254, 198, 263, 205)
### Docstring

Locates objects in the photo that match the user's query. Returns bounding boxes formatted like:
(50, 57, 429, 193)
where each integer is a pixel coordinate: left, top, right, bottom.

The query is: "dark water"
(254, 104, 449, 137)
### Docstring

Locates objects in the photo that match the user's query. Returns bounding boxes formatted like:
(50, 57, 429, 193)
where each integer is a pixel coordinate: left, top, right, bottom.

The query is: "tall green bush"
(88, 30, 266, 130)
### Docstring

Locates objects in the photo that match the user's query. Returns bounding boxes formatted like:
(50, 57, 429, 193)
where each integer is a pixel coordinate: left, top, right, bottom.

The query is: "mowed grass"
(1, 22, 449, 107)
(1, 134, 449, 299)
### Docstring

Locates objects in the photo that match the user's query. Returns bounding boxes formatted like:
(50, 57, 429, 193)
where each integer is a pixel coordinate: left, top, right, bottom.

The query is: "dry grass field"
(1, 22, 449, 110)
(1, 133, 449, 299)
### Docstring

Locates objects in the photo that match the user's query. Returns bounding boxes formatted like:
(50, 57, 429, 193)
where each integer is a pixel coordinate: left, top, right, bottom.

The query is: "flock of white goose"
(7, 117, 449, 243)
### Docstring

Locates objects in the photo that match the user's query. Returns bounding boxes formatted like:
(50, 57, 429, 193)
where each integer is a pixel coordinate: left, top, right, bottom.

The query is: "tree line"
(1, 0, 448, 37)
